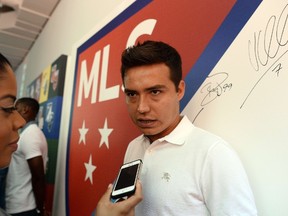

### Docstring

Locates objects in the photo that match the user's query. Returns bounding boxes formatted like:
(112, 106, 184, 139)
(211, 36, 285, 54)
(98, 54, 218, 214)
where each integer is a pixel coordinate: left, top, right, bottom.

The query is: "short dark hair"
(0, 53, 12, 71)
(16, 97, 40, 116)
(120, 40, 182, 90)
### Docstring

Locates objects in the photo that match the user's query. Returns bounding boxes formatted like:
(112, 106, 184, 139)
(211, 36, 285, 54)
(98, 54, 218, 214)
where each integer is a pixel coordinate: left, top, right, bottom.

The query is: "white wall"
(182, 1, 288, 215)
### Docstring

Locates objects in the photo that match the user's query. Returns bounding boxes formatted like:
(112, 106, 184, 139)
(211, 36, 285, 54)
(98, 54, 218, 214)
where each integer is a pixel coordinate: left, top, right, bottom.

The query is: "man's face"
(124, 63, 185, 142)
(0, 66, 25, 168)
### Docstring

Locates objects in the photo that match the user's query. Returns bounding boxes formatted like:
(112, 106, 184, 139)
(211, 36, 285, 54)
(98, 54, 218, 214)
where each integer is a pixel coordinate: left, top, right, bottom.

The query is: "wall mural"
(27, 55, 68, 216)
(65, 0, 262, 215)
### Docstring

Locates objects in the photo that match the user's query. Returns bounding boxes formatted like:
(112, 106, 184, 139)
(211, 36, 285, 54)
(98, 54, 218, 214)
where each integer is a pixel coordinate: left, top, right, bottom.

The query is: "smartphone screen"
(114, 164, 139, 190)
(111, 159, 142, 199)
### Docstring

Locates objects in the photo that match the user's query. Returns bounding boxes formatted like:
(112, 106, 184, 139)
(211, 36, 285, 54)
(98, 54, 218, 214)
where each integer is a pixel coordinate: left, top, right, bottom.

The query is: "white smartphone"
(111, 159, 142, 200)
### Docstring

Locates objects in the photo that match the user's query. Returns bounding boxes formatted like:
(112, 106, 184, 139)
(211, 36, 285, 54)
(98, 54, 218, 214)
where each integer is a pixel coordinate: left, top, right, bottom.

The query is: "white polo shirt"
(6, 123, 48, 214)
(124, 116, 257, 216)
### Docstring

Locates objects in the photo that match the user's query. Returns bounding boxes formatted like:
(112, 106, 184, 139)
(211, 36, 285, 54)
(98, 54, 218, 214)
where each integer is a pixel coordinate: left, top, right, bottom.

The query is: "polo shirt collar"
(139, 115, 193, 146)
(159, 115, 192, 146)
(22, 120, 37, 131)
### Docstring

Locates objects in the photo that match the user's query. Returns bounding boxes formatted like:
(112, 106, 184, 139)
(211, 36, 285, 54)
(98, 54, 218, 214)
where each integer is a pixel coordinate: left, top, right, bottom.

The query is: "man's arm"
(28, 156, 45, 215)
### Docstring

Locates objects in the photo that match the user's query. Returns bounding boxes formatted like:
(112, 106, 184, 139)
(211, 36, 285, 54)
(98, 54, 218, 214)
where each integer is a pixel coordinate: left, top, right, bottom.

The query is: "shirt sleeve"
(201, 141, 257, 216)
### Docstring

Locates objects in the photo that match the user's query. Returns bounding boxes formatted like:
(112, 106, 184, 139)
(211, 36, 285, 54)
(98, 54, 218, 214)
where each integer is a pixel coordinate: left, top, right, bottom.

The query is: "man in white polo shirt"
(6, 97, 48, 216)
(120, 40, 257, 216)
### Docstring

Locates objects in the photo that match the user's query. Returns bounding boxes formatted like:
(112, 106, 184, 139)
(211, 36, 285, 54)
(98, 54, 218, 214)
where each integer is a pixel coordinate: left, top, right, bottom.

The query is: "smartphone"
(111, 159, 142, 200)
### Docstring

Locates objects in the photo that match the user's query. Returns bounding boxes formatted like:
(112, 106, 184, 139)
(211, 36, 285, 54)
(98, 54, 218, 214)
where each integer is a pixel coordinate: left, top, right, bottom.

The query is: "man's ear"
(177, 80, 185, 100)
(22, 105, 29, 114)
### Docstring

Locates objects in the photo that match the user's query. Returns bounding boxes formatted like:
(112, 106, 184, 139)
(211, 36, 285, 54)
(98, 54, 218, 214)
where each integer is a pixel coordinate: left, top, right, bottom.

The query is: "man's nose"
(137, 96, 150, 114)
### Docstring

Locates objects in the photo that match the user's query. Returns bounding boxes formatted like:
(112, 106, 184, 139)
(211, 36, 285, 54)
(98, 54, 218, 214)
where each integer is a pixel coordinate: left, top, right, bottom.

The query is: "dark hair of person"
(120, 40, 182, 90)
(16, 97, 40, 116)
(0, 53, 12, 72)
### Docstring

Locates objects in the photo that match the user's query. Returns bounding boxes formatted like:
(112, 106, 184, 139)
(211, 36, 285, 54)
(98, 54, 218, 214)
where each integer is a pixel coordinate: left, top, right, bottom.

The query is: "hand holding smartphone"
(111, 159, 142, 201)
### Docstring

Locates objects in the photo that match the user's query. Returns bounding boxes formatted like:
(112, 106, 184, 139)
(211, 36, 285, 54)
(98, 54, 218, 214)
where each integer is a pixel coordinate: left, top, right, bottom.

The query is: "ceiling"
(0, 0, 61, 71)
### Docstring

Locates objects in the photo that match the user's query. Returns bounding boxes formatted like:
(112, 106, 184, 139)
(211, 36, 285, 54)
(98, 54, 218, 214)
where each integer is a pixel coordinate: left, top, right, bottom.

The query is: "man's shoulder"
(22, 123, 44, 135)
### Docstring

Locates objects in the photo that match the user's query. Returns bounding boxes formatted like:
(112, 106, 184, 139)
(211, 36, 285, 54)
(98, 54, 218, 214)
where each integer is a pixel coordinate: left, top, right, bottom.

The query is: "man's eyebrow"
(124, 88, 136, 93)
(146, 84, 166, 90)
(124, 85, 167, 93)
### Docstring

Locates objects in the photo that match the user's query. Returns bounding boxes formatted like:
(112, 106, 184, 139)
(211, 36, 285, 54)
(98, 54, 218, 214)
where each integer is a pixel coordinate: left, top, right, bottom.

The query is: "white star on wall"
(98, 118, 113, 149)
(79, 120, 89, 145)
(84, 154, 96, 184)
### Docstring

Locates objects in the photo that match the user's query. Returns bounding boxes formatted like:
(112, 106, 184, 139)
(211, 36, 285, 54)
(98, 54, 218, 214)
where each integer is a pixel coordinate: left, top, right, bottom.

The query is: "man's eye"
(151, 90, 160, 95)
(0, 106, 17, 113)
(125, 92, 136, 97)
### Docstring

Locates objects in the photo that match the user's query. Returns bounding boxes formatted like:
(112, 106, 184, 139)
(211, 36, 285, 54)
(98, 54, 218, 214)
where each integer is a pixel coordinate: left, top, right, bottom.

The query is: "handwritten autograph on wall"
(193, 4, 288, 122)
(242, 3, 288, 108)
(192, 72, 232, 123)
(200, 72, 232, 106)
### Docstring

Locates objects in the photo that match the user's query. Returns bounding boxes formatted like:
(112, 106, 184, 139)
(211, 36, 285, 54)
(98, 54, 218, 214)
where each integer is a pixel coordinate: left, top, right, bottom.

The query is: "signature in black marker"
(248, 4, 288, 71)
(192, 72, 232, 123)
(200, 72, 232, 106)
(243, 4, 288, 108)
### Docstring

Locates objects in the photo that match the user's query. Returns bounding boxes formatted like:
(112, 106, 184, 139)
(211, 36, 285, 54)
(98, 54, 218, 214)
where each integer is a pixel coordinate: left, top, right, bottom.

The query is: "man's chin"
(141, 129, 155, 136)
